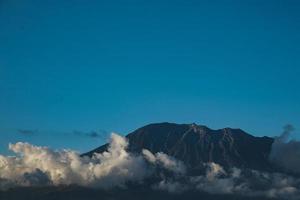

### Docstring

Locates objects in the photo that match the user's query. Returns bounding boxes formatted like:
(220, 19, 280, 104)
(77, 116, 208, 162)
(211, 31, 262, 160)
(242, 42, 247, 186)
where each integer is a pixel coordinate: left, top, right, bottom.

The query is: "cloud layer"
(0, 133, 181, 189)
(0, 132, 300, 199)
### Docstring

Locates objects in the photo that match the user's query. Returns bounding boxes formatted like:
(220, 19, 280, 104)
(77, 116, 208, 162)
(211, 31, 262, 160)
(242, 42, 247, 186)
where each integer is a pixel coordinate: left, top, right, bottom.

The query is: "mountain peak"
(84, 122, 274, 173)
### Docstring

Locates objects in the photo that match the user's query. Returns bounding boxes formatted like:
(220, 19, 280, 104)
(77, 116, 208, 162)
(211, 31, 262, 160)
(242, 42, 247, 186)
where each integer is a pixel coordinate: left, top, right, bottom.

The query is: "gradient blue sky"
(0, 0, 300, 154)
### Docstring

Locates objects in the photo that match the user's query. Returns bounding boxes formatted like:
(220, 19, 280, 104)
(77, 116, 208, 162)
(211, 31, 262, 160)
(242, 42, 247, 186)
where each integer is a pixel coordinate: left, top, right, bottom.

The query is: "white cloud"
(0, 133, 183, 190)
(142, 149, 186, 174)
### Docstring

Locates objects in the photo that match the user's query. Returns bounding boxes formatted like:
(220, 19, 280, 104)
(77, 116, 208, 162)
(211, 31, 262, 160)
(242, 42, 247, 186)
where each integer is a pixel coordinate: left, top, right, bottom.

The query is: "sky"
(0, 0, 299, 154)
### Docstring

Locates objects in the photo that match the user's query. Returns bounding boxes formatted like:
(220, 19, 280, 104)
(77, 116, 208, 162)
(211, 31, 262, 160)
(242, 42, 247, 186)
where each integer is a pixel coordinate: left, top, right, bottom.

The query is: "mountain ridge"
(84, 122, 275, 173)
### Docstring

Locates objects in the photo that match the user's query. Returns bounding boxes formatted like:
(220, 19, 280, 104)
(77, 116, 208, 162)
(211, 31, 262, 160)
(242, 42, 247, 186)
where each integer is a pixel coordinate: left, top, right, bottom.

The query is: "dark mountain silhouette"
(84, 122, 275, 173)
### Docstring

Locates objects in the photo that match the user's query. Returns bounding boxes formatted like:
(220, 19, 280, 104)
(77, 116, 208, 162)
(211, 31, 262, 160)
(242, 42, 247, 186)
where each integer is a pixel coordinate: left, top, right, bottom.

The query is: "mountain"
(84, 122, 275, 173)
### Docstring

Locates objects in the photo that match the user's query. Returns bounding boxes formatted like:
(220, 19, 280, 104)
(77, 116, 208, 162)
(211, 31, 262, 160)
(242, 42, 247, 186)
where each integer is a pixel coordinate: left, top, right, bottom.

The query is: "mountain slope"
(84, 122, 274, 172)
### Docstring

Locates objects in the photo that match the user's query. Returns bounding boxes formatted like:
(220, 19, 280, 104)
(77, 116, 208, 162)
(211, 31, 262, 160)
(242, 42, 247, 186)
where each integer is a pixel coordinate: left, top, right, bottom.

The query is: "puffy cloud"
(0, 133, 144, 189)
(189, 163, 300, 199)
(151, 161, 300, 199)
(191, 164, 242, 195)
(0, 133, 182, 190)
(142, 149, 186, 174)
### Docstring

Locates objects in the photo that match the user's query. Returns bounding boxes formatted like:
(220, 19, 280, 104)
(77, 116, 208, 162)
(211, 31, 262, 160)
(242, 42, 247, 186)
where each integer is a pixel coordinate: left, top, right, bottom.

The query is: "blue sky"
(0, 0, 300, 154)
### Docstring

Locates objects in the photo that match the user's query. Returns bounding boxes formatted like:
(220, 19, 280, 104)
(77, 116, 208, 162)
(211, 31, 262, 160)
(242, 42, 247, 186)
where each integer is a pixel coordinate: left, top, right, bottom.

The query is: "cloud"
(142, 149, 186, 174)
(151, 161, 300, 199)
(0, 133, 300, 199)
(189, 163, 300, 199)
(269, 125, 300, 174)
(86, 131, 101, 138)
(0, 133, 147, 189)
(17, 129, 38, 135)
(0, 133, 182, 190)
(72, 130, 108, 139)
(154, 179, 187, 193)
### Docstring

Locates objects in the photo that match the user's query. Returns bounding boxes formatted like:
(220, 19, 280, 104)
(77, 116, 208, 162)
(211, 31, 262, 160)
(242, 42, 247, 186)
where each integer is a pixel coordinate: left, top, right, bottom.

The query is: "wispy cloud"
(72, 130, 108, 139)
(270, 124, 300, 174)
(17, 129, 38, 135)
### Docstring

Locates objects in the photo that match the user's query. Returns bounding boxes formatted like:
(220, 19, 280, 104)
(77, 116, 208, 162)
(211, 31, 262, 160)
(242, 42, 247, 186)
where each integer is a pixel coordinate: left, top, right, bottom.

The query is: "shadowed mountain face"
(84, 123, 275, 173)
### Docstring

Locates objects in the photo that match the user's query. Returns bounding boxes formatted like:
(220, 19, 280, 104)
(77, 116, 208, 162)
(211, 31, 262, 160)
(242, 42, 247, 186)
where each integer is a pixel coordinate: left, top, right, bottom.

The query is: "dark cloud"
(270, 124, 300, 174)
(17, 129, 38, 135)
(21, 169, 51, 186)
(72, 130, 108, 139)
(86, 131, 102, 138)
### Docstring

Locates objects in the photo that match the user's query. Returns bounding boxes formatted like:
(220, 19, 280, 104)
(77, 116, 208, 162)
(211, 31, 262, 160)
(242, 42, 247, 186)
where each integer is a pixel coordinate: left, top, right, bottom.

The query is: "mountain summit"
(84, 122, 275, 173)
